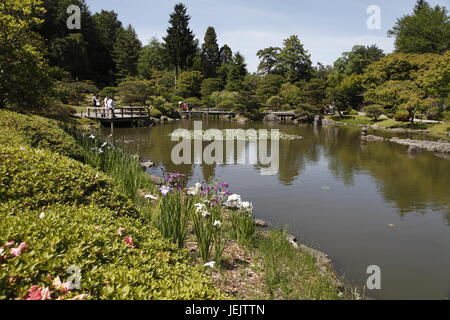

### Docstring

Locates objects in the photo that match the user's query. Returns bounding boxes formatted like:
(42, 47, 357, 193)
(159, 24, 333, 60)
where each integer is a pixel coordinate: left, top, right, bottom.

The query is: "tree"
(113, 25, 142, 80)
(225, 52, 247, 91)
(200, 78, 223, 99)
(163, 3, 197, 77)
(38, 0, 115, 86)
(49, 33, 92, 80)
(326, 74, 364, 115)
(116, 80, 153, 106)
(219, 45, 233, 64)
(0, 0, 53, 111)
(255, 74, 284, 104)
(265, 96, 285, 111)
(333, 45, 385, 75)
(257, 47, 281, 74)
(138, 38, 168, 79)
(92, 10, 124, 84)
(201, 27, 220, 78)
(364, 105, 385, 121)
(278, 35, 313, 82)
(175, 71, 203, 98)
(388, 1, 450, 54)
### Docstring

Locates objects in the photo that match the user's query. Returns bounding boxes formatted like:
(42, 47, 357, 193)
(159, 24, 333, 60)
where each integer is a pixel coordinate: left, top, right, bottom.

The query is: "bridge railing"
(85, 107, 149, 119)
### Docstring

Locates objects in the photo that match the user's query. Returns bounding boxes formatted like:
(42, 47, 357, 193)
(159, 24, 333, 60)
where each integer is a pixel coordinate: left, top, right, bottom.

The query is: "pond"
(102, 118, 450, 300)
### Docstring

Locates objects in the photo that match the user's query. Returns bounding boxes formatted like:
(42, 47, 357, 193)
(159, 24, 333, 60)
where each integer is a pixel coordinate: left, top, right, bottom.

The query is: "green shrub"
(443, 111, 450, 122)
(0, 204, 221, 300)
(364, 104, 385, 121)
(149, 108, 162, 118)
(394, 109, 410, 121)
(347, 109, 359, 115)
(0, 145, 137, 217)
(0, 110, 82, 159)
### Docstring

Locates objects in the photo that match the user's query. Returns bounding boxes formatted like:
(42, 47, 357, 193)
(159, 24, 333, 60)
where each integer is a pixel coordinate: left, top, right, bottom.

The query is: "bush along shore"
(0, 110, 354, 300)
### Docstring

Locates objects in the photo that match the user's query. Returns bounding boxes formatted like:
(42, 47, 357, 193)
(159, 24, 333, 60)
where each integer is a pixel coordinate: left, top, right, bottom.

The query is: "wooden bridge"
(80, 107, 150, 121)
(179, 109, 299, 120)
(179, 108, 236, 118)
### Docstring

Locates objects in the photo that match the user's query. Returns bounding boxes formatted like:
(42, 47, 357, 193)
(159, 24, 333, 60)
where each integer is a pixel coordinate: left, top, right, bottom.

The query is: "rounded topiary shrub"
(394, 110, 410, 122)
(149, 108, 162, 118)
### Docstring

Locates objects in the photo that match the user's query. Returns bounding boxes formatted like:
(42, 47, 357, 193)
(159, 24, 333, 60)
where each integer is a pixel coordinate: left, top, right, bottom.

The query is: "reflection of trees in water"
(106, 123, 450, 223)
(319, 126, 450, 222)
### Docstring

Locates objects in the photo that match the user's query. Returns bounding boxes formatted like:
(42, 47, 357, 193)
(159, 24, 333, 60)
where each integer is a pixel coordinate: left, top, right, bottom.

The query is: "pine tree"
(163, 3, 196, 77)
(201, 27, 220, 78)
(278, 35, 313, 83)
(388, 1, 449, 54)
(219, 45, 233, 64)
(113, 25, 142, 80)
(225, 52, 247, 91)
(414, 0, 430, 13)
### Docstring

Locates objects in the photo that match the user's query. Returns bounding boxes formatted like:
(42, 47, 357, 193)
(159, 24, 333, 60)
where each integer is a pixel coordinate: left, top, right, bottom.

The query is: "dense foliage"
(0, 111, 221, 300)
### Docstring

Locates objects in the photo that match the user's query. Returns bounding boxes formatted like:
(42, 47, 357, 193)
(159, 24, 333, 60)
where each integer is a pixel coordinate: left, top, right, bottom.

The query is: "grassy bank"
(327, 115, 450, 140)
(0, 110, 349, 300)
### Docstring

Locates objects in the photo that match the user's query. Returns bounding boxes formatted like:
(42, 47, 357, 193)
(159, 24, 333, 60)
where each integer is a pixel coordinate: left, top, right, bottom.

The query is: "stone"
(254, 219, 269, 227)
(286, 234, 298, 248)
(263, 114, 281, 122)
(407, 145, 423, 153)
(139, 160, 154, 168)
(361, 135, 384, 142)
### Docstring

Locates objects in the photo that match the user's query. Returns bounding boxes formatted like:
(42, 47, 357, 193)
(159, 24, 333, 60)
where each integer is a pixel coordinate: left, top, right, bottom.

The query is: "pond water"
(102, 118, 450, 300)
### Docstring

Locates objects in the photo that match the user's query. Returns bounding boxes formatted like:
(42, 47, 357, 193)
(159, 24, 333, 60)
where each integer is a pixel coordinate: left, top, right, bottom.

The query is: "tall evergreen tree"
(113, 25, 142, 80)
(388, 0, 449, 54)
(219, 45, 233, 64)
(92, 10, 124, 84)
(201, 27, 220, 78)
(278, 35, 313, 83)
(256, 47, 281, 75)
(226, 52, 248, 91)
(163, 3, 196, 77)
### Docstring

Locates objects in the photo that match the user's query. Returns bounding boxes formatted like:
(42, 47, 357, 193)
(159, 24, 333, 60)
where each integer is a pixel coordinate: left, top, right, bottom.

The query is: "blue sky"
(85, 0, 449, 72)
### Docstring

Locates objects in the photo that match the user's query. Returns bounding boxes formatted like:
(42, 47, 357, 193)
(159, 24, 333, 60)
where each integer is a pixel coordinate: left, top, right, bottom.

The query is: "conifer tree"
(163, 3, 196, 77)
(113, 25, 142, 80)
(201, 27, 220, 78)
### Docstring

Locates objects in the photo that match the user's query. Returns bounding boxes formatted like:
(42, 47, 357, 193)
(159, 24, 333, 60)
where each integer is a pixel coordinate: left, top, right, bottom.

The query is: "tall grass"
(192, 201, 225, 264)
(257, 229, 344, 300)
(230, 209, 256, 246)
(155, 190, 194, 248)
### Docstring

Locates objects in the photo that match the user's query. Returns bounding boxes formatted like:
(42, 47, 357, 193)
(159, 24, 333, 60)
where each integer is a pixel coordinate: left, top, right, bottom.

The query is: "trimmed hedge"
(0, 145, 137, 216)
(0, 204, 221, 300)
(0, 111, 221, 300)
(0, 110, 82, 159)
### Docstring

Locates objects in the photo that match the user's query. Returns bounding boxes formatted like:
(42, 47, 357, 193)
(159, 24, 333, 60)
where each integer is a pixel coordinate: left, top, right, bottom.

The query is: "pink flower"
(4, 241, 15, 248)
(52, 276, 71, 293)
(124, 236, 135, 248)
(10, 242, 28, 257)
(25, 286, 52, 300)
(71, 294, 86, 300)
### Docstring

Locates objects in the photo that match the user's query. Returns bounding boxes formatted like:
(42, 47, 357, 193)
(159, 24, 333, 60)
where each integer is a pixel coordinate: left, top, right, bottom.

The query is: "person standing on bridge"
(91, 94, 98, 108)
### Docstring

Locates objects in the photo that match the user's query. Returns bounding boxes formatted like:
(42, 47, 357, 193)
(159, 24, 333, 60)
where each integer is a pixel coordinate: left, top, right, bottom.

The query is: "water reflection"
(106, 120, 450, 221)
(102, 119, 450, 299)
